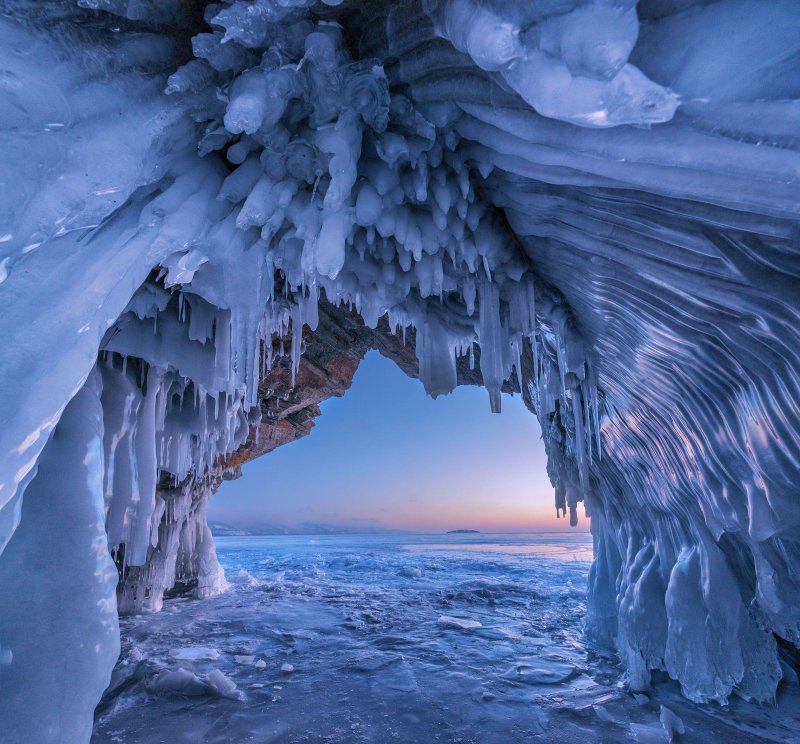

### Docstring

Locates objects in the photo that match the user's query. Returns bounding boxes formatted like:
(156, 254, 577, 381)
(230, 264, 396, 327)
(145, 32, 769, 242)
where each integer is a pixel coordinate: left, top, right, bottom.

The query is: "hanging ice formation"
(1, 0, 799, 740)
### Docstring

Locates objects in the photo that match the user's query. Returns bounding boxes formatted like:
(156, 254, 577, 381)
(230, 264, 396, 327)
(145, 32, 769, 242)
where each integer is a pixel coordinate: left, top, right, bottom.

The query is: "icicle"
(290, 302, 303, 387)
(589, 363, 602, 462)
(513, 336, 523, 394)
(556, 335, 567, 401)
(481, 255, 492, 283)
(582, 375, 593, 467)
(530, 335, 539, 391)
(573, 387, 587, 489)
(478, 276, 503, 413)
(463, 275, 476, 316)
(525, 277, 537, 379)
(415, 317, 457, 398)
(305, 285, 319, 332)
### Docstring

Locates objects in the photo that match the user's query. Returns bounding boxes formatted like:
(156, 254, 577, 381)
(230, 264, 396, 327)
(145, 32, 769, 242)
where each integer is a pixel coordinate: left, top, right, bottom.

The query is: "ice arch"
(0, 0, 799, 740)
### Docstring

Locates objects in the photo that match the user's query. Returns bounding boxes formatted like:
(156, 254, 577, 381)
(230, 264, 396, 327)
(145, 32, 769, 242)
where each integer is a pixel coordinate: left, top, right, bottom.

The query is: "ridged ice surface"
(0, 1, 799, 739)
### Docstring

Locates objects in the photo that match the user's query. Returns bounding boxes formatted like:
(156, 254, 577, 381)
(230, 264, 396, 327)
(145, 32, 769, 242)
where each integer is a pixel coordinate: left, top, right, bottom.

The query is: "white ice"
(438, 615, 483, 630)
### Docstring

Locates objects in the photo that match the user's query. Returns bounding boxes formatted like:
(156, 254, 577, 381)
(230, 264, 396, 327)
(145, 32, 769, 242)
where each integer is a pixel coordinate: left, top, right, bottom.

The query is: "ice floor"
(92, 534, 799, 743)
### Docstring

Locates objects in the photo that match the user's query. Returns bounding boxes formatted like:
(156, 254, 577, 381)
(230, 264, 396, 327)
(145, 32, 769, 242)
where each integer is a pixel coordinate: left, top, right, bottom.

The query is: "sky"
(208, 350, 588, 533)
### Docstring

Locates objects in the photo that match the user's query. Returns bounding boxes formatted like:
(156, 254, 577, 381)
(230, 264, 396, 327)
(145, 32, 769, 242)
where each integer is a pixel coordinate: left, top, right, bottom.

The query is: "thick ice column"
(190, 519, 229, 600)
(116, 471, 229, 614)
(0, 374, 119, 744)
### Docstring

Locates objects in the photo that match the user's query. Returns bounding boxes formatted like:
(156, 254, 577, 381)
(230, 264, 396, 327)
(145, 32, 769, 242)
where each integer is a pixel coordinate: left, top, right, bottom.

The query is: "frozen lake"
(92, 533, 799, 743)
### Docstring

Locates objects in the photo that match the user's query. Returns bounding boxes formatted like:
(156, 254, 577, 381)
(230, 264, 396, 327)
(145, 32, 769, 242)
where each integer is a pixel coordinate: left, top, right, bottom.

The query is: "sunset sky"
(209, 351, 589, 533)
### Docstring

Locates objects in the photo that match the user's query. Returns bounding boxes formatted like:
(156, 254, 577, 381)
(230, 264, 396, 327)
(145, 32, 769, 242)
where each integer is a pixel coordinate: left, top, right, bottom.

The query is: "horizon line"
(211, 528, 592, 536)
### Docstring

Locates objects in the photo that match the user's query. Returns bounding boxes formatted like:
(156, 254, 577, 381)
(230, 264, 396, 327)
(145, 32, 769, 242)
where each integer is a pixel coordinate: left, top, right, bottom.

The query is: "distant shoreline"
(211, 529, 592, 538)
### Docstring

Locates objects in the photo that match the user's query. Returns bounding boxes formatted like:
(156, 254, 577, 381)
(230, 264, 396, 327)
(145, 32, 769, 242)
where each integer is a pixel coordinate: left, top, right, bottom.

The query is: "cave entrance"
(103, 281, 587, 616)
(208, 350, 556, 535)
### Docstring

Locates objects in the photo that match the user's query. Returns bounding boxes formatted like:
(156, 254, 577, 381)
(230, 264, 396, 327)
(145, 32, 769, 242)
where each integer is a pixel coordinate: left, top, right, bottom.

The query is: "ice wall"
(0, 375, 120, 743)
(0, 0, 799, 739)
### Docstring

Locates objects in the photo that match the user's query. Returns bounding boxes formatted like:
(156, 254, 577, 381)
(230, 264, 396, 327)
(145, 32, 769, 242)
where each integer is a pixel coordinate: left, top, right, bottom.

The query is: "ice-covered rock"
(0, 0, 799, 740)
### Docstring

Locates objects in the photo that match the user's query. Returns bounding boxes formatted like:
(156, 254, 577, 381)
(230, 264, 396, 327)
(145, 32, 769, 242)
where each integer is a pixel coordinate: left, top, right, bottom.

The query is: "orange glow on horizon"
(362, 495, 591, 533)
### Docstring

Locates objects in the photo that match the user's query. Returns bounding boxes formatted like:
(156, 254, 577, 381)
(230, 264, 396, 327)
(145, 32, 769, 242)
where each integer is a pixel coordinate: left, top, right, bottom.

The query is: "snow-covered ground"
(92, 533, 799, 743)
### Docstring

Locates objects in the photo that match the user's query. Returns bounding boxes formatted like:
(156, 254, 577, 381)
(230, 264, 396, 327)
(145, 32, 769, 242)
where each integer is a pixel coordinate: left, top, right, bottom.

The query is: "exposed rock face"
(232, 294, 519, 468)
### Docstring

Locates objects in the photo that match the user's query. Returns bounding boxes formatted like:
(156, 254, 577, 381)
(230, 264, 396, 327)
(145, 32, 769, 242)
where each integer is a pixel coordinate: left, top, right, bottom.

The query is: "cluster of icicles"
(91, 0, 604, 587)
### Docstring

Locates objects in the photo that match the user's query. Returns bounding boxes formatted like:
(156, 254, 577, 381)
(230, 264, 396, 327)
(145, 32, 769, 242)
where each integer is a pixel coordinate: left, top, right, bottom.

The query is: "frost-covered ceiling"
(0, 1, 799, 741)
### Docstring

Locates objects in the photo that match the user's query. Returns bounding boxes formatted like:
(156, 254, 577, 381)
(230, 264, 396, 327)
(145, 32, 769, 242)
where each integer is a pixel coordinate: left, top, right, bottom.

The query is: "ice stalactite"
(0, 0, 799, 739)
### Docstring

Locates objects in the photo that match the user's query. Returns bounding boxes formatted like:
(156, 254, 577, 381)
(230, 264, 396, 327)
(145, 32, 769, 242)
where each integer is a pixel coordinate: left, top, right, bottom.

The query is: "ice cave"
(0, 0, 799, 741)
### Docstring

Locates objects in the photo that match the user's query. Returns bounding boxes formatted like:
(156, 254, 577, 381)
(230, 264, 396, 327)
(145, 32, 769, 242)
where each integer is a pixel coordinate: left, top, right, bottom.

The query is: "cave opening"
(207, 349, 559, 536)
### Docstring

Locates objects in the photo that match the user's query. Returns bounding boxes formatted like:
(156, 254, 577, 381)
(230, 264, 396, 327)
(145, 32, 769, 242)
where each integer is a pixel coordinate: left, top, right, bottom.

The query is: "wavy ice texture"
(0, 0, 799, 739)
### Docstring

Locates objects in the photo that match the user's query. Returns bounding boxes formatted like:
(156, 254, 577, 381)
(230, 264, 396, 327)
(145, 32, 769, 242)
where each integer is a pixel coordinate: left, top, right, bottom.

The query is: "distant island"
(446, 529, 480, 534)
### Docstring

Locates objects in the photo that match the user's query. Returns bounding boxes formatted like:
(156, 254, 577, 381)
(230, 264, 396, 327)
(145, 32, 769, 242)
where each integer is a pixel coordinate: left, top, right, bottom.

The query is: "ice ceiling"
(0, 0, 799, 740)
